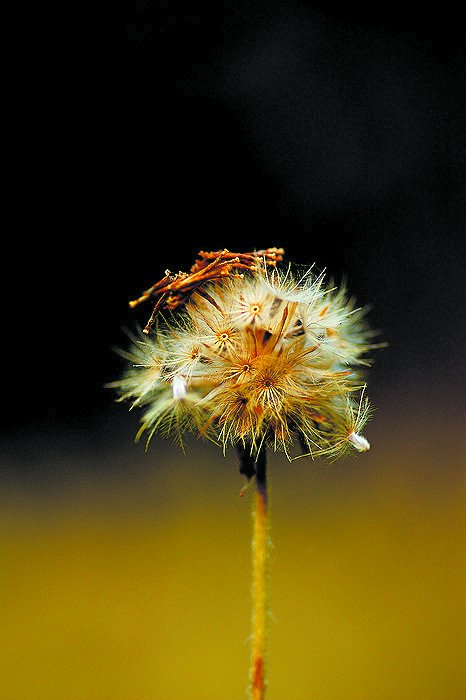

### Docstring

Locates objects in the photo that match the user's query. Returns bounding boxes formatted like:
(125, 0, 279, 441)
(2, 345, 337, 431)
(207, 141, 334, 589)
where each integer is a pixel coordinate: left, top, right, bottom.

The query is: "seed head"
(111, 250, 382, 460)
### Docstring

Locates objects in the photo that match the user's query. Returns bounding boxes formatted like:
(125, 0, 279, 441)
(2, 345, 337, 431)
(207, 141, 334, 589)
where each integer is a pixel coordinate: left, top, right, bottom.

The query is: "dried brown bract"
(129, 248, 284, 334)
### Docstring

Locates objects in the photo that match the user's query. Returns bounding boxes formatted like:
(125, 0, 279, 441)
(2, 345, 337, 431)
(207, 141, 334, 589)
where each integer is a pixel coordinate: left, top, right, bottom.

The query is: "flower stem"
(250, 448, 268, 699)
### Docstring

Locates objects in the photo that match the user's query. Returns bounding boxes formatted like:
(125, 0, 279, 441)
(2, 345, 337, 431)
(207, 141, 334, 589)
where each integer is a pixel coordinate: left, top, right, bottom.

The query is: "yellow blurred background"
(1, 393, 464, 699)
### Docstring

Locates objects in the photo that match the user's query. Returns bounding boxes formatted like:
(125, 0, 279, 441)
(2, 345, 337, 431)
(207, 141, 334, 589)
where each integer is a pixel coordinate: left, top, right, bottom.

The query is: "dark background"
(4, 1, 466, 474)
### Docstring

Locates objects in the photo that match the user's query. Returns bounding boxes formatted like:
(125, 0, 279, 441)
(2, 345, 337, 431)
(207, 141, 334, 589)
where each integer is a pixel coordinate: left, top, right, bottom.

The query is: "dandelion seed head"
(113, 250, 382, 459)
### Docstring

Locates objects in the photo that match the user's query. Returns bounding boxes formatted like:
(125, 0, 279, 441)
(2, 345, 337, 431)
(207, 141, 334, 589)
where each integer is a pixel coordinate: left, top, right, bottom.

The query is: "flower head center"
(214, 327, 236, 351)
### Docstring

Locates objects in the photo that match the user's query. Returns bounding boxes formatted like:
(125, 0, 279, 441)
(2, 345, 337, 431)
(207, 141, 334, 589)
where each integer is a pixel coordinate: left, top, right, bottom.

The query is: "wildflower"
(112, 249, 381, 460)
(110, 248, 384, 700)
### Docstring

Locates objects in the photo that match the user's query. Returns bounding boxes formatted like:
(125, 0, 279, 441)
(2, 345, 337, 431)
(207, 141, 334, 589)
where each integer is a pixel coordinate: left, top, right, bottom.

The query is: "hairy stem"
(250, 449, 268, 699)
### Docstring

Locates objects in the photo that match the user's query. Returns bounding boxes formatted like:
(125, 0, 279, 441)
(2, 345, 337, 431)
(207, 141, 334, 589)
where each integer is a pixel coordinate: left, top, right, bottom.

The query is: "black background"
(4, 1, 465, 476)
